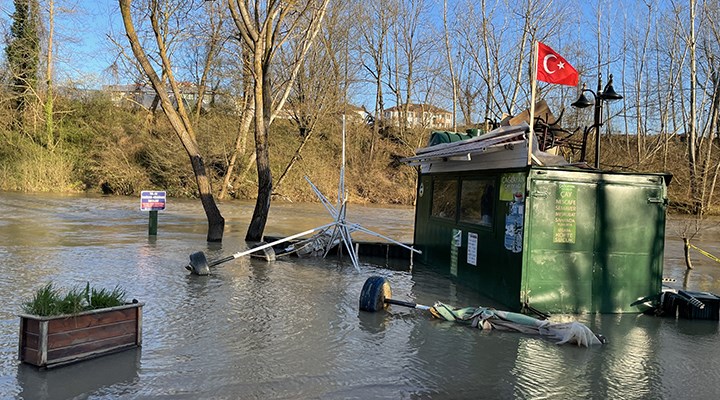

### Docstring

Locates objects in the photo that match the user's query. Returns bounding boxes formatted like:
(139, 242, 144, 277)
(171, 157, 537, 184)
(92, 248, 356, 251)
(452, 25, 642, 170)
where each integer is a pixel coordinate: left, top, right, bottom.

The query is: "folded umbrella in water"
(429, 302, 605, 347)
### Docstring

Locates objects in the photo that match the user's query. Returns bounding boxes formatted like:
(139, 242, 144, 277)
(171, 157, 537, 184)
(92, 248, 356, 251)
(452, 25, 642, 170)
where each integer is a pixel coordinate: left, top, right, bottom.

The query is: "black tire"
(188, 251, 210, 275)
(359, 276, 392, 312)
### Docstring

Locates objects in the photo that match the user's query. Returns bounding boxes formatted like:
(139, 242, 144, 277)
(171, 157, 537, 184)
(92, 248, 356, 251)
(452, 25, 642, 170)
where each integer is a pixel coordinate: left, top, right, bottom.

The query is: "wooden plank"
(19, 303, 143, 321)
(507, 99, 556, 126)
(20, 348, 41, 366)
(22, 332, 39, 350)
(22, 318, 40, 335)
(47, 320, 138, 349)
(39, 321, 48, 366)
(47, 308, 137, 333)
(45, 343, 138, 369)
(136, 307, 142, 346)
(18, 318, 25, 361)
(47, 334, 137, 362)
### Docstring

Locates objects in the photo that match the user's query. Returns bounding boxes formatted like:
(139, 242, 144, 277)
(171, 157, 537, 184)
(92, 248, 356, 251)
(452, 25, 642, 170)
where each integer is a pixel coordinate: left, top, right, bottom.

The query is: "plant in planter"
(19, 282, 143, 369)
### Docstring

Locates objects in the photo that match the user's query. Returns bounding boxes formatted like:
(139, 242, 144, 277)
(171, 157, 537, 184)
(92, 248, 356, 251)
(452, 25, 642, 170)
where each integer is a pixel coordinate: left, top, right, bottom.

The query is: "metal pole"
(148, 210, 158, 236)
(594, 74, 603, 169)
(528, 41, 539, 166)
(580, 126, 590, 162)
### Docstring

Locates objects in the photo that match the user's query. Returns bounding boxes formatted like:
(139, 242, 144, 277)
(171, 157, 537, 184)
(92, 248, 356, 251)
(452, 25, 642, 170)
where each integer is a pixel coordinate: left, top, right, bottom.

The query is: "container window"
(460, 179, 495, 226)
(431, 179, 457, 220)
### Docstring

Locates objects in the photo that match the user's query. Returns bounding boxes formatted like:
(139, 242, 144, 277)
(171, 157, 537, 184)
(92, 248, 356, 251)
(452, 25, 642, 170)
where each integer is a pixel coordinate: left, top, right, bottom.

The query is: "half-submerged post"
(141, 190, 166, 236)
(148, 211, 158, 235)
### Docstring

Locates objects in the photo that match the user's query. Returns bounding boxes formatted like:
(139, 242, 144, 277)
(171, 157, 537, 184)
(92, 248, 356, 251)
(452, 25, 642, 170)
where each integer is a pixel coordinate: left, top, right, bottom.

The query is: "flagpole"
(528, 40, 538, 166)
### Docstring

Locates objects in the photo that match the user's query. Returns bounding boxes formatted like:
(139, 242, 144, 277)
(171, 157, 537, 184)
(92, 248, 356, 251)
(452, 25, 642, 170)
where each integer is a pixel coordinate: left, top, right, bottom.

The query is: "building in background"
(383, 103, 452, 129)
(103, 82, 215, 110)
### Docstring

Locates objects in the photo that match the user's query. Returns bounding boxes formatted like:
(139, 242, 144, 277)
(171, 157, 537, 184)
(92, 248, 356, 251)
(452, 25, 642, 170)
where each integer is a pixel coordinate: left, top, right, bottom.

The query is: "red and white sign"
(141, 190, 166, 211)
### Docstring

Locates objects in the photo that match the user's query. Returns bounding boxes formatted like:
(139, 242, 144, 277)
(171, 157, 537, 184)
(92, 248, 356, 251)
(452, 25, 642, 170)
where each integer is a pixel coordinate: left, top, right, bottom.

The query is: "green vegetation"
(0, 91, 419, 205)
(88, 285, 128, 309)
(22, 282, 127, 317)
(5, 0, 39, 116)
(22, 283, 58, 316)
(0, 91, 718, 213)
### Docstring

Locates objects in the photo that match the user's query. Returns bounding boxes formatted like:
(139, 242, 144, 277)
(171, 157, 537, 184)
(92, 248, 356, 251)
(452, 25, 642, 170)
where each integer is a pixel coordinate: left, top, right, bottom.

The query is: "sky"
(0, 0, 618, 111)
(0, 1, 593, 78)
(1, 0, 123, 88)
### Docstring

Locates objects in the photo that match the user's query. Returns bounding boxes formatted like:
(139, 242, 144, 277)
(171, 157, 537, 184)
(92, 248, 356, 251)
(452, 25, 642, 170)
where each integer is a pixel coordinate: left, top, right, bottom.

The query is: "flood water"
(1, 191, 719, 399)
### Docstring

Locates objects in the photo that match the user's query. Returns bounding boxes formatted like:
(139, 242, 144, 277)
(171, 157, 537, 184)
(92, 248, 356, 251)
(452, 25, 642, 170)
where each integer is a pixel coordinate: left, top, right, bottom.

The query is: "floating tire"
(359, 276, 392, 312)
(188, 251, 210, 276)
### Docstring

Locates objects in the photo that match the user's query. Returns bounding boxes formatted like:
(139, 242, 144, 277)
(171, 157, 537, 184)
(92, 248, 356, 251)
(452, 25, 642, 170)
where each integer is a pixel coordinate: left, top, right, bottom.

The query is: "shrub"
(22, 282, 127, 317)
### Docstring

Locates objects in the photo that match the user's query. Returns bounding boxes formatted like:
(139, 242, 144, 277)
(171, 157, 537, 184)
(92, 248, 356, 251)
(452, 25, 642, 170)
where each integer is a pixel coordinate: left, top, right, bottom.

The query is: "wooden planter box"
(18, 302, 143, 368)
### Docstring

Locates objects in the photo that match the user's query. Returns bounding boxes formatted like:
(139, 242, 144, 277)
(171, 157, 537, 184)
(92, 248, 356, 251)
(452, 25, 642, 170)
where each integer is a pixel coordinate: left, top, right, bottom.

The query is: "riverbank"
(1, 94, 718, 212)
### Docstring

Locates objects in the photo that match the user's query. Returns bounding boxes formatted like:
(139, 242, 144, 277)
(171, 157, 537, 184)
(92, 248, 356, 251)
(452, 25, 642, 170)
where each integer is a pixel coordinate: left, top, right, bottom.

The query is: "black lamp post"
(571, 73, 623, 169)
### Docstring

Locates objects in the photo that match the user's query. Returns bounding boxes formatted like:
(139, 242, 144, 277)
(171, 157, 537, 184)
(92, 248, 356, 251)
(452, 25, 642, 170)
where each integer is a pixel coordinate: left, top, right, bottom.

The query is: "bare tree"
(228, 0, 329, 241)
(687, 0, 700, 214)
(182, 0, 226, 123)
(452, 0, 573, 123)
(702, 1, 720, 209)
(219, 43, 254, 200)
(664, 0, 720, 269)
(119, 0, 225, 242)
(274, 2, 351, 193)
(44, 0, 54, 148)
(626, 1, 653, 163)
(443, 0, 457, 132)
(456, 0, 498, 126)
(357, 0, 394, 162)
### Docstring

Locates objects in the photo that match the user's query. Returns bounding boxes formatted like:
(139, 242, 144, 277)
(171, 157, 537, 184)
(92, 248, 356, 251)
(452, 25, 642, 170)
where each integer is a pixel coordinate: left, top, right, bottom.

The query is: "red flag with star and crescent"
(536, 42, 578, 86)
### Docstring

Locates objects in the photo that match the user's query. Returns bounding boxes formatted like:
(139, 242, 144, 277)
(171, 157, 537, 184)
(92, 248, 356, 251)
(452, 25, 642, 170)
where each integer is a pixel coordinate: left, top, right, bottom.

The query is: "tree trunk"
(191, 154, 225, 241)
(706, 66, 720, 207)
(688, 0, 700, 215)
(232, 151, 257, 189)
(119, 0, 224, 242)
(192, 1, 223, 124)
(443, 0, 457, 132)
(245, 49, 272, 242)
(371, 68, 382, 163)
(228, 0, 329, 241)
(683, 237, 694, 270)
(219, 92, 254, 200)
(45, 0, 54, 149)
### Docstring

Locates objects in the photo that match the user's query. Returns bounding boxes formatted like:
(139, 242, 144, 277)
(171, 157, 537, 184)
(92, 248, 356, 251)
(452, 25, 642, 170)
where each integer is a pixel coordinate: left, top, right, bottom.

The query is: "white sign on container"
(467, 232, 478, 266)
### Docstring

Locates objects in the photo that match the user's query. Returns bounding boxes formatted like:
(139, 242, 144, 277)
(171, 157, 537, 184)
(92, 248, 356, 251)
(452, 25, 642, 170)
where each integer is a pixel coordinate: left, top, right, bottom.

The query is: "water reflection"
(17, 348, 141, 399)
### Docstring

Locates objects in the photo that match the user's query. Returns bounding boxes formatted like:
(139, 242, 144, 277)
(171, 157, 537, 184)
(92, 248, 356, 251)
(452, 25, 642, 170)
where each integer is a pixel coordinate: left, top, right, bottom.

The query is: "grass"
(89, 285, 127, 309)
(22, 283, 59, 316)
(22, 282, 127, 317)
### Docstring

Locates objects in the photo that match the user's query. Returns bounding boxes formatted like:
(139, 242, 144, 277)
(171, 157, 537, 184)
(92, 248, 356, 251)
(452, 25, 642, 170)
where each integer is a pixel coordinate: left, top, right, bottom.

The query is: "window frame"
(430, 178, 459, 221)
(459, 178, 496, 228)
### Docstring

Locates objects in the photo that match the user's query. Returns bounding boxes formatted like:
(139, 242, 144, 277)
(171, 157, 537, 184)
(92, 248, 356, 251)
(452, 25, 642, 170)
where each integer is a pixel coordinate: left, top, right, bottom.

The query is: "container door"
(592, 182, 665, 313)
(523, 179, 597, 313)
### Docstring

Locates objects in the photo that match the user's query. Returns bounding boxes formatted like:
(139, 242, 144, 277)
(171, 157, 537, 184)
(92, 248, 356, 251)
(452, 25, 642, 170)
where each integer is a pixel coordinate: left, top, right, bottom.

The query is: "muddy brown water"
(1, 192, 719, 399)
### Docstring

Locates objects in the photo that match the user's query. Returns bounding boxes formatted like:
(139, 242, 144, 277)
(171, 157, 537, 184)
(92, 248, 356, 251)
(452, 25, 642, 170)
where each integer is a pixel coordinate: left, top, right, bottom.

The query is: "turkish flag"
(536, 42, 579, 86)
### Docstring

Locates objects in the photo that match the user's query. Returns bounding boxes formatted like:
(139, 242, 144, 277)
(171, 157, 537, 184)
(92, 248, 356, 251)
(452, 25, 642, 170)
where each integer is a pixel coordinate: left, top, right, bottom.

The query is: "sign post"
(148, 210, 158, 235)
(140, 190, 166, 235)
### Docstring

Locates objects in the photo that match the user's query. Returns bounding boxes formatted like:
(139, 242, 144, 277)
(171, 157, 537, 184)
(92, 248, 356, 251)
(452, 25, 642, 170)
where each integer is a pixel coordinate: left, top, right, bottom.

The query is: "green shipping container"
(407, 125, 669, 314)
